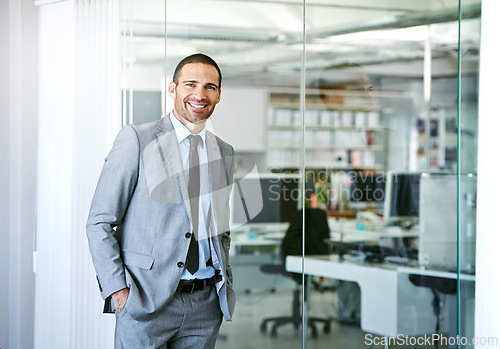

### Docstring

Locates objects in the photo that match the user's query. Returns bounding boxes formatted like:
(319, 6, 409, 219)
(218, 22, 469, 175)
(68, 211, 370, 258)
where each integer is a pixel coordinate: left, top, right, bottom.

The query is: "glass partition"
(122, 1, 305, 347)
(457, 1, 480, 344)
(303, 1, 479, 348)
(121, 0, 166, 125)
(120, 0, 480, 347)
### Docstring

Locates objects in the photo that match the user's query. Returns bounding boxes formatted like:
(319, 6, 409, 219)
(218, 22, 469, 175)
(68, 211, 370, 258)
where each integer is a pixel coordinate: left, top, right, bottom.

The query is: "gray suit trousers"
(114, 285, 223, 348)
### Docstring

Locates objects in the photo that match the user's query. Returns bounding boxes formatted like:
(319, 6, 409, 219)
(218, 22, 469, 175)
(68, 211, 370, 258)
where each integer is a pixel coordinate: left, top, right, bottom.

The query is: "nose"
(192, 86, 207, 100)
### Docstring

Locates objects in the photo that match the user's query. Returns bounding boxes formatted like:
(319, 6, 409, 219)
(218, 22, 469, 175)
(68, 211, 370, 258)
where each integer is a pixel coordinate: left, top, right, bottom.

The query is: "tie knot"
(188, 134, 202, 149)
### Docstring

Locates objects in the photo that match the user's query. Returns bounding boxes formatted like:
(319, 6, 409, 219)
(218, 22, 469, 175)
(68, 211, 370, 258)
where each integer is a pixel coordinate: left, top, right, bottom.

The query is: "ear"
(167, 81, 176, 99)
(215, 88, 221, 104)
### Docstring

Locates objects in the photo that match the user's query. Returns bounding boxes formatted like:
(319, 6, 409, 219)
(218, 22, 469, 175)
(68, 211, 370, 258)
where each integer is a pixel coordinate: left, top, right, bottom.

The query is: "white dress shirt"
(169, 113, 216, 280)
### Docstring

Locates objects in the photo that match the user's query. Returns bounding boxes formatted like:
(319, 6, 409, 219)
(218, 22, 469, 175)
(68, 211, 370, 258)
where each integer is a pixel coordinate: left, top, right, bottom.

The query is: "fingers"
(112, 287, 130, 314)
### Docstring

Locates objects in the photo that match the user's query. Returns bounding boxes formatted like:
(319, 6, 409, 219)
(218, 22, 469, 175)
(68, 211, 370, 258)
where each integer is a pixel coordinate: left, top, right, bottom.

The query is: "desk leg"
(302, 275, 312, 344)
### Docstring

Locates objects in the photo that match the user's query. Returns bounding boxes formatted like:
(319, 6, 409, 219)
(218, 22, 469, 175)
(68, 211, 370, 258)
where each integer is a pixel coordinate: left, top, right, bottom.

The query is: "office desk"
(329, 230, 418, 245)
(232, 220, 418, 247)
(286, 255, 474, 337)
(230, 230, 285, 250)
(329, 221, 419, 243)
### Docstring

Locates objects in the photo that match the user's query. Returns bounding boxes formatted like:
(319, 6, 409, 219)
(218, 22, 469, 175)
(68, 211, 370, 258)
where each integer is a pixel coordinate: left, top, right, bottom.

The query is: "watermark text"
(365, 333, 499, 347)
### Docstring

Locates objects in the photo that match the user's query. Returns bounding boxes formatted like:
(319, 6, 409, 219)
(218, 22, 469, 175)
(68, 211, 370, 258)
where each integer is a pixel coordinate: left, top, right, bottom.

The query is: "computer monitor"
(230, 172, 301, 230)
(348, 170, 385, 206)
(383, 171, 422, 225)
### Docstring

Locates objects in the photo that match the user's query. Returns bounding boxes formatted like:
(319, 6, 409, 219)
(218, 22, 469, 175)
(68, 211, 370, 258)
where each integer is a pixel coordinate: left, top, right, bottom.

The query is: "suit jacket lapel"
(155, 116, 228, 235)
(206, 131, 223, 234)
(155, 115, 192, 222)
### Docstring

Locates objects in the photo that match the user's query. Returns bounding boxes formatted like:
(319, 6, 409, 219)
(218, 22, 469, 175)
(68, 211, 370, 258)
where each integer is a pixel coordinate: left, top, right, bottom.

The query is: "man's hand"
(111, 287, 130, 315)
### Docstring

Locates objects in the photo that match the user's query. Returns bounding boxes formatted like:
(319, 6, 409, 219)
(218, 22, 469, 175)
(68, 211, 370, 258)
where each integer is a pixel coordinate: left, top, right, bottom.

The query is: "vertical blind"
(35, 0, 120, 347)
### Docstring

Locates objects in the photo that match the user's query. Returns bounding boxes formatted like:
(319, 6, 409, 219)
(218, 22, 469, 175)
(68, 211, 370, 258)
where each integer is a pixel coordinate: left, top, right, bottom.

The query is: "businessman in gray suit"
(86, 53, 236, 348)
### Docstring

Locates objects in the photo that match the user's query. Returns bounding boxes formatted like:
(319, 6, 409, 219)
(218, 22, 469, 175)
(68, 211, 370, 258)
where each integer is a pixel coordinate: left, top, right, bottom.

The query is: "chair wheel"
(260, 322, 267, 333)
(324, 322, 331, 334)
(311, 327, 318, 339)
(270, 328, 277, 338)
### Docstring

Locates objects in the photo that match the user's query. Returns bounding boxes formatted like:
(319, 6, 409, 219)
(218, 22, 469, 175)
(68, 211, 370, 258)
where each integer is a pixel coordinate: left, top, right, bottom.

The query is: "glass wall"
(121, 0, 480, 347)
(302, 2, 479, 349)
(121, 0, 166, 125)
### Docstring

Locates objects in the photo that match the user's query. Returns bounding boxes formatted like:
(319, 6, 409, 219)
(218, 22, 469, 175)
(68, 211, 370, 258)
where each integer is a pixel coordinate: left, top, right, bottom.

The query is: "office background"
(2, 0, 500, 348)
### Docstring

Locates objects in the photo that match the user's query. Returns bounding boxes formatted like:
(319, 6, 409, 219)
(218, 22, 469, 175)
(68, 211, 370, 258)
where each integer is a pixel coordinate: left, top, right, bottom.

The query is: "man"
(317, 62, 373, 112)
(317, 62, 406, 170)
(86, 53, 236, 348)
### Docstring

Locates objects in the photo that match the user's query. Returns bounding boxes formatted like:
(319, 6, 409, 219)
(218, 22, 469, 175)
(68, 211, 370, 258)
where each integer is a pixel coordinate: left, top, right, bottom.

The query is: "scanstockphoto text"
(266, 169, 386, 203)
(365, 333, 499, 347)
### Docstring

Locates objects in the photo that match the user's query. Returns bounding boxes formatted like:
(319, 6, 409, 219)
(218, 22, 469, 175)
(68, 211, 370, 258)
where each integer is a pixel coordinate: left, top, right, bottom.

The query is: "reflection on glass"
(119, 0, 481, 347)
(161, 1, 306, 348)
(305, 1, 480, 348)
(121, 0, 166, 125)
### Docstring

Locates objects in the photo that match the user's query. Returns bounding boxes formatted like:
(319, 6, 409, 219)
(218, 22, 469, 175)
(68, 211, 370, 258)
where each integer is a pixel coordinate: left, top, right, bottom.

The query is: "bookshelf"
(266, 92, 388, 171)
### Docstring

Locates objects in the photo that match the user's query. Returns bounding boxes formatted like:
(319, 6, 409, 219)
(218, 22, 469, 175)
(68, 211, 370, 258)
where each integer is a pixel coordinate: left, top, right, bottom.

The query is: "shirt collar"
(169, 112, 206, 147)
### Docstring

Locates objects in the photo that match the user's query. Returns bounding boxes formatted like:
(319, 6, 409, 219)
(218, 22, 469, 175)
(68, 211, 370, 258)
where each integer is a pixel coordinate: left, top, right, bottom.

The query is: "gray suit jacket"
(86, 115, 236, 321)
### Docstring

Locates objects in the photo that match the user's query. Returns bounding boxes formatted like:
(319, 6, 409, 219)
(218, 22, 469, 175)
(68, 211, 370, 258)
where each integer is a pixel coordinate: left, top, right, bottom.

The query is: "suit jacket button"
(177, 262, 184, 268)
(185, 232, 191, 238)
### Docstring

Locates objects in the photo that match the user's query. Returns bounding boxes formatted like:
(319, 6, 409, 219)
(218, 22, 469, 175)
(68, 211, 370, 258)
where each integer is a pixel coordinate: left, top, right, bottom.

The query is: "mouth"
(188, 101, 207, 110)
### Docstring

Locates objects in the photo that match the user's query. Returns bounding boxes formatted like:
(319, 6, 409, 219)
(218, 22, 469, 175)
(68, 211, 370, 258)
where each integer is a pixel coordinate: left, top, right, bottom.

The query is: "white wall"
(475, 0, 500, 345)
(0, 0, 39, 348)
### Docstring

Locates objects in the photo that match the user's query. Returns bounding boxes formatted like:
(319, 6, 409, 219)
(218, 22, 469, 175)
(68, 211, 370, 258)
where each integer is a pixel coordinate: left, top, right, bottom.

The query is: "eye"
(186, 83, 196, 87)
(206, 85, 217, 91)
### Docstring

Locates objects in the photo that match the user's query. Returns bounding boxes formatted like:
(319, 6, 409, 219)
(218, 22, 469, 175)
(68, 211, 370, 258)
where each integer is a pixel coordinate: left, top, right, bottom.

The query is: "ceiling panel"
(121, 0, 481, 89)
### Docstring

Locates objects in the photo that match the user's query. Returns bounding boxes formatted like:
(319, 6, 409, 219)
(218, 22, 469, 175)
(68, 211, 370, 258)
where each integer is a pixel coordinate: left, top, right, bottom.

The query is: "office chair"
(260, 208, 332, 338)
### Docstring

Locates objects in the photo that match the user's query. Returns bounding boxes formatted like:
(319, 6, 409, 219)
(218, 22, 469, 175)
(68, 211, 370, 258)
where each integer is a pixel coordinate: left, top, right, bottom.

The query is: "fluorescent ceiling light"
(322, 26, 429, 43)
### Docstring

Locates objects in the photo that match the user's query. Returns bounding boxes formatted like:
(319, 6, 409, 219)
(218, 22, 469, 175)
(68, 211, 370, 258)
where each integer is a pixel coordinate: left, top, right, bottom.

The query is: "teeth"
(189, 103, 205, 109)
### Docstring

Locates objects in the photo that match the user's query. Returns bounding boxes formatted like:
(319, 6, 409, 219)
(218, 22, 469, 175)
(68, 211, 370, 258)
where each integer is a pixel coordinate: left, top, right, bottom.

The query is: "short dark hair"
(172, 53, 222, 88)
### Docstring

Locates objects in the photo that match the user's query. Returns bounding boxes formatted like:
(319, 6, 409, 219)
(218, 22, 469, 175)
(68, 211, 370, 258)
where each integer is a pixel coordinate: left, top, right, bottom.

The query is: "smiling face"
(168, 63, 221, 133)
